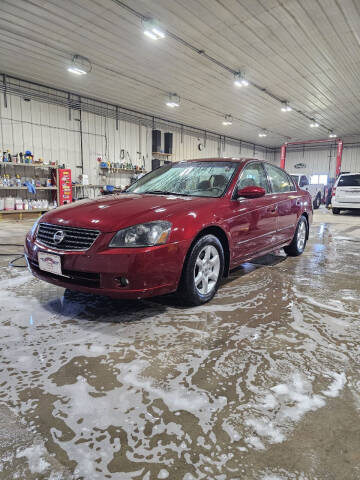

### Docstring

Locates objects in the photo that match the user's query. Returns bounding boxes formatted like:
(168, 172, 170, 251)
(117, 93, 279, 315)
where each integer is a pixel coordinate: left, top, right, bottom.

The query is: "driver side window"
(237, 163, 269, 193)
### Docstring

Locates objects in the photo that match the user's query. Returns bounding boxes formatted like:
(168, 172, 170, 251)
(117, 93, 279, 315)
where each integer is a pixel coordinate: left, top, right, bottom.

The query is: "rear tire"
(313, 194, 321, 209)
(177, 234, 224, 306)
(284, 216, 308, 257)
(332, 208, 340, 215)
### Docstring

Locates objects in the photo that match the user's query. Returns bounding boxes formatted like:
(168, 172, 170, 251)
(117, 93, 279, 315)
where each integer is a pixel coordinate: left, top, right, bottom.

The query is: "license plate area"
(38, 252, 62, 276)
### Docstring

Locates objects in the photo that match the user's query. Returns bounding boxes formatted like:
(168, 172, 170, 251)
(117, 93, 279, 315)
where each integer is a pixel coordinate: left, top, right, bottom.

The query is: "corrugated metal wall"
(0, 91, 276, 191)
(274, 144, 360, 179)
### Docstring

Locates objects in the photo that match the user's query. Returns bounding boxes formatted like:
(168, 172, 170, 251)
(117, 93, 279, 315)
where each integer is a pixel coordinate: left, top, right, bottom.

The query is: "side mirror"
(236, 186, 266, 199)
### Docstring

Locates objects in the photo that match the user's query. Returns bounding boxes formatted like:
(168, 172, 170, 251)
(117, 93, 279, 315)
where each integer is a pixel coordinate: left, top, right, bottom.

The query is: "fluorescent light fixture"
(166, 93, 180, 108)
(329, 132, 337, 138)
(258, 130, 268, 137)
(310, 120, 319, 128)
(67, 66, 87, 75)
(143, 19, 165, 40)
(234, 72, 249, 87)
(222, 114, 233, 126)
(281, 101, 292, 112)
(67, 55, 91, 75)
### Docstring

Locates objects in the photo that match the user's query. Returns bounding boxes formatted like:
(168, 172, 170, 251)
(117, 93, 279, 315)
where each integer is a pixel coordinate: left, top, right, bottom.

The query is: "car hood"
(41, 193, 217, 232)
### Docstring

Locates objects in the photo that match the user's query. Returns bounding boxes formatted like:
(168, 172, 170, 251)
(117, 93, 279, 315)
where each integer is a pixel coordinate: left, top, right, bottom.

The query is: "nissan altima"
(25, 158, 312, 305)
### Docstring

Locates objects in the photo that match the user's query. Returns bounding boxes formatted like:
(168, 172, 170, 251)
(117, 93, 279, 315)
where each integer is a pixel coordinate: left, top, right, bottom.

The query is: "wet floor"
(0, 208, 359, 479)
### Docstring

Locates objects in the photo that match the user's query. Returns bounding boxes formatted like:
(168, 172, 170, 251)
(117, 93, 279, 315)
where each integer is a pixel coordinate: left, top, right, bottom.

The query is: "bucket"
(4, 197, 15, 211)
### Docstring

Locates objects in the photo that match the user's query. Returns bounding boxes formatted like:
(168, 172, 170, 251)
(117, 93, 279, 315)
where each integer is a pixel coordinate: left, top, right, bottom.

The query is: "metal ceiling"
(0, 0, 359, 147)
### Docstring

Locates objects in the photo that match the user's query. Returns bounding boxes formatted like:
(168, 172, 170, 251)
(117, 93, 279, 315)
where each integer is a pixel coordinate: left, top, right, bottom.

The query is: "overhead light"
(67, 55, 91, 75)
(310, 120, 319, 128)
(166, 93, 180, 108)
(234, 72, 249, 87)
(222, 114, 233, 126)
(329, 131, 337, 138)
(143, 18, 166, 40)
(281, 101, 292, 112)
(258, 129, 268, 137)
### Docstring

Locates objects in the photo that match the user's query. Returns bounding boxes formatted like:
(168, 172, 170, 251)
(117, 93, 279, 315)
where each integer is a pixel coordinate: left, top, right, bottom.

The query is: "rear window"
(338, 174, 360, 187)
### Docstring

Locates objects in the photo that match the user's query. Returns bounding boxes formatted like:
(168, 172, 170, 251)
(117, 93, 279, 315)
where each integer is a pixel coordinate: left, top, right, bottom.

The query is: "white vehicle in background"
(331, 173, 360, 214)
(290, 174, 324, 209)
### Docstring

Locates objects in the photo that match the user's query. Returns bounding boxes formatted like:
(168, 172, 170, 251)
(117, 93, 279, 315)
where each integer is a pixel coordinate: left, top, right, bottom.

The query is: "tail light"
(332, 187, 336, 196)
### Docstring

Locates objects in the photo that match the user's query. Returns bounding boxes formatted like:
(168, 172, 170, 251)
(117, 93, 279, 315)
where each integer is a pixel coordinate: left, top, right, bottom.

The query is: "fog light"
(116, 276, 129, 287)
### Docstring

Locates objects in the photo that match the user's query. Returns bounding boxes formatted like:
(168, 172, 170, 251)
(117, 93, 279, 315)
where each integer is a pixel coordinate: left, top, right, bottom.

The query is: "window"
(264, 164, 294, 193)
(319, 175, 328, 185)
(299, 176, 309, 187)
(127, 161, 237, 198)
(338, 174, 360, 187)
(237, 162, 269, 193)
(310, 174, 328, 185)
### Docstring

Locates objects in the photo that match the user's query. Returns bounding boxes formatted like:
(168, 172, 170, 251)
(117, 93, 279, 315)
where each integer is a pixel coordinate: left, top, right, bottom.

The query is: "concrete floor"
(0, 208, 359, 479)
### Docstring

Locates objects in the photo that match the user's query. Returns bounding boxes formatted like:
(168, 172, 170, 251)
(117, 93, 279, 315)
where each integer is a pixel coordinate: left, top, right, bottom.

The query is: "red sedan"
(25, 158, 312, 305)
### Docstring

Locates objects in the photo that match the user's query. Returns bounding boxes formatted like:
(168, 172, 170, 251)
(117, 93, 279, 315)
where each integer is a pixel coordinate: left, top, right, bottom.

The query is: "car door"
(228, 162, 278, 262)
(299, 175, 314, 199)
(264, 163, 299, 244)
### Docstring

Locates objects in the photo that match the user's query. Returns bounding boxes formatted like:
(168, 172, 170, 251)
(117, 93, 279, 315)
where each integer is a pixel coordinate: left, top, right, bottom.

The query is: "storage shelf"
(0, 186, 57, 190)
(99, 167, 145, 173)
(152, 152, 172, 157)
(73, 184, 104, 188)
(0, 208, 50, 214)
(0, 162, 58, 168)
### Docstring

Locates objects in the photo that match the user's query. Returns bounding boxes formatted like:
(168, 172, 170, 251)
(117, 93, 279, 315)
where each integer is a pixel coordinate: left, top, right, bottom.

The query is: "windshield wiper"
(143, 190, 189, 196)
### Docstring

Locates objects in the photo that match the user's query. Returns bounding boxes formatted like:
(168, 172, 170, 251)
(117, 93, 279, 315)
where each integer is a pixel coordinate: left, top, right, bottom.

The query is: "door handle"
(267, 205, 277, 213)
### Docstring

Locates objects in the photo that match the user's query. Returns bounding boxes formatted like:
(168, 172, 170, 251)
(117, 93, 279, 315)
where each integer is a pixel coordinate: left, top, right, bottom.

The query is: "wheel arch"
(184, 225, 231, 278)
(301, 211, 309, 239)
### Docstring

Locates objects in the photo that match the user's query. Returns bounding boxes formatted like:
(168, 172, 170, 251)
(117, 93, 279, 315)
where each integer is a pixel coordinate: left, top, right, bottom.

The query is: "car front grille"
(36, 223, 100, 251)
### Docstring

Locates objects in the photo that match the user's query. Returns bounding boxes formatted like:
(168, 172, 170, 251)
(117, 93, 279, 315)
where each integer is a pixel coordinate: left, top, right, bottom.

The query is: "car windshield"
(127, 161, 237, 197)
(338, 174, 360, 187)
(291, 175, 300, 184)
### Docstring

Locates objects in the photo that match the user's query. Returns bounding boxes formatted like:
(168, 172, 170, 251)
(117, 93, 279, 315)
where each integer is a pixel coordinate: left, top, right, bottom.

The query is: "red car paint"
(25, 159, 313, 299)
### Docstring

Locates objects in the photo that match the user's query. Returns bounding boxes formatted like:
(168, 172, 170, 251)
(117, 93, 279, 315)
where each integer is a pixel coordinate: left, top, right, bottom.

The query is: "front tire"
(178, 234, 224, 306)
(332, 208, 340, 215)
(284, 216, 308, 257)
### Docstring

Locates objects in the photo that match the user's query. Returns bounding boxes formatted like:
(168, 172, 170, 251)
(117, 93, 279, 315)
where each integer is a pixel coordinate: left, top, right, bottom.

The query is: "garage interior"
(0, 1, 360, 479)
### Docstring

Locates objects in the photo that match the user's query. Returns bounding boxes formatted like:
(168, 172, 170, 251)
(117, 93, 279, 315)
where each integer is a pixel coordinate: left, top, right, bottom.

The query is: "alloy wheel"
(297, 221, 307, 251)
(194, 245, 220, 295)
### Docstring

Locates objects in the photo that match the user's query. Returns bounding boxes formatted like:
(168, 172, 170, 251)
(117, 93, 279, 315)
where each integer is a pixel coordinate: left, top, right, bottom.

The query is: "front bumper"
(25, 233, 190, 299)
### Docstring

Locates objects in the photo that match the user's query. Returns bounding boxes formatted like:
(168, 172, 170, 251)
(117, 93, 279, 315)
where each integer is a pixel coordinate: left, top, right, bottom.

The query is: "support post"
(335, 139, 343, 177)
(68, 93, 71, 120)
(3, 74, 7, 108)
(280, 143, 287, 169)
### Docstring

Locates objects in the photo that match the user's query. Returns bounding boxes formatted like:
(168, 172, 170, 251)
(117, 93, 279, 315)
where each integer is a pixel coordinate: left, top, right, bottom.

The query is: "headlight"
(109, 221, 172, 248)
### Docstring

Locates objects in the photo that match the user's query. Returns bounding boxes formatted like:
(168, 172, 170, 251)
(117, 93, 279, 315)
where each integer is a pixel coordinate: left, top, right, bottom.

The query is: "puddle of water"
(0, 222, 359, 479)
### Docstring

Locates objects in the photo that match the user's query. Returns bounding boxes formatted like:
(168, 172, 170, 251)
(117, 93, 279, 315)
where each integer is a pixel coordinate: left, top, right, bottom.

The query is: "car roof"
(339, 172, 360, 176)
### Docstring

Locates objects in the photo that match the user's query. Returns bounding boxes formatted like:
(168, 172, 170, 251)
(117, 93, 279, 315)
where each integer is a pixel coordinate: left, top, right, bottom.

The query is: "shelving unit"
(0, 186, 57, 190)
(73, 184, 105, 200)
(151, 152, 173, 170)
(0, 162, 58, 168)
(0, 208, 50, 220)
(0, 162, 58, 219)
(152, 152, 173, 158)
(99, 166, 145, 174)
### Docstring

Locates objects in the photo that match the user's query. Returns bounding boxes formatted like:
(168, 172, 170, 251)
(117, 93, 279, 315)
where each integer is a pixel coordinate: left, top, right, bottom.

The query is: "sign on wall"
(294, 163, 306, 169)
